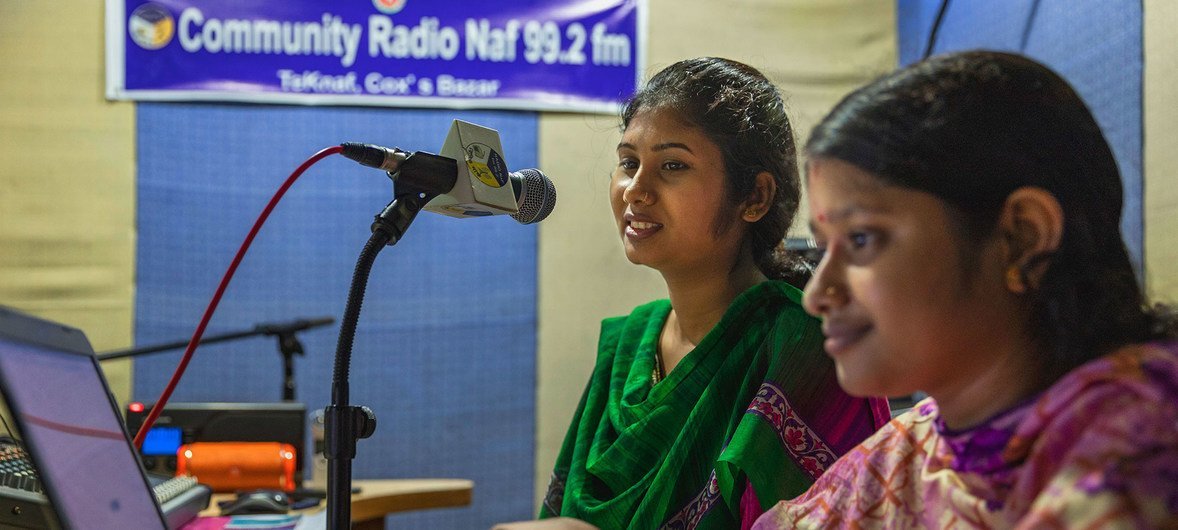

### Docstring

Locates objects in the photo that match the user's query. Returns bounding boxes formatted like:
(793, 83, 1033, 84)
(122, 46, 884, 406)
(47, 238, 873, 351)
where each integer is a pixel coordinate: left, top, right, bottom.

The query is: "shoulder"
(1012, 341, 1178, 526)
(810, 400, 938, 490)
(850, 399, 940, 463)
(599, 298, 670, 335)
(752, 401, 939, 528)
(1049, 339, 1178, 426)
(786, 401, 937, 491)
(1023, 341, 1178, 439)
(751, 281, 809, 312)
(740, 281, 821, 335)
(1049, 340, 1178, 399)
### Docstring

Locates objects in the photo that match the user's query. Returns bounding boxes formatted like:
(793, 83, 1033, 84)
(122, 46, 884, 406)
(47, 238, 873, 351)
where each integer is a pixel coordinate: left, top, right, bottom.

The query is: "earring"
(744, 207, 759, 219)
(1005, 264, 1027, 294)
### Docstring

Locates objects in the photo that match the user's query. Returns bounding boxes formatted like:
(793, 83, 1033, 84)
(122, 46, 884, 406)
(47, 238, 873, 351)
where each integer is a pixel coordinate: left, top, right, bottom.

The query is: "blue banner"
(106, 0, 645, 113)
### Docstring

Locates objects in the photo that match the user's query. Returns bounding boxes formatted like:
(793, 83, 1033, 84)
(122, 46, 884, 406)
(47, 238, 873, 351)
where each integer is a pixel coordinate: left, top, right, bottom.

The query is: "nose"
(620, 168, 653, 205)
(802, 251, 847, 316)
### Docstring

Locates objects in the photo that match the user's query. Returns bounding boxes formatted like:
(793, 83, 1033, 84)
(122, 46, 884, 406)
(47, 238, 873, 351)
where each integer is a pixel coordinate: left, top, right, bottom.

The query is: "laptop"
(0, 306, 209, 529)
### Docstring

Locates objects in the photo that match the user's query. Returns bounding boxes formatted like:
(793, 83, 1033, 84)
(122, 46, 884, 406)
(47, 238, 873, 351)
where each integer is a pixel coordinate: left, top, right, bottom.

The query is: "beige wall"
(533, 0, 898, 503)
(0, 4, 137, 403)
(1144, 0, 1178, 301)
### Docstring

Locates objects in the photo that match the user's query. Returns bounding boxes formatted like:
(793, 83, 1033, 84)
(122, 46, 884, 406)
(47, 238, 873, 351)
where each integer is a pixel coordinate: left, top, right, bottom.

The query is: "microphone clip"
(369, 180, 438, 246)
(343, 144, 459, 246)
(340, 143, 458, 197)
(386, 151, 458, 196)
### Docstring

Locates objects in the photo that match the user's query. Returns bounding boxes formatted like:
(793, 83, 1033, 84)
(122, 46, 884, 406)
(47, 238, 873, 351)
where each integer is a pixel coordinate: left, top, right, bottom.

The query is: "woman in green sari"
(498, 58, 889, 530)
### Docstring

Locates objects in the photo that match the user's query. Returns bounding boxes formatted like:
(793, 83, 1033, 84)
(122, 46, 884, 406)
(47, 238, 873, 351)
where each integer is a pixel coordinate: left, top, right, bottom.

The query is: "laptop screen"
(0, 316, 167, 529)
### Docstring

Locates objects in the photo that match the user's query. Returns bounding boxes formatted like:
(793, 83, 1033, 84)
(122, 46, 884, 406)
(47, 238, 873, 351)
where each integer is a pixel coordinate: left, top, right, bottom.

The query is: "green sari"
(541, 281, 888, 530)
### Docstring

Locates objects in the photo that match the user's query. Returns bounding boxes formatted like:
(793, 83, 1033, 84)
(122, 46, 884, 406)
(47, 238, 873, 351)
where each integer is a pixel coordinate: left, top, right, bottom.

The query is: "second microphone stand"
(98, 316, 334, 402)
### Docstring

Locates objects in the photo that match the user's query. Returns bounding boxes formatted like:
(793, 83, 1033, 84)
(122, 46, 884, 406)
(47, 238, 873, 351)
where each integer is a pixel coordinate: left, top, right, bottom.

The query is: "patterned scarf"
(542, 281, 889, 529)
(753, 341, 1178, 529)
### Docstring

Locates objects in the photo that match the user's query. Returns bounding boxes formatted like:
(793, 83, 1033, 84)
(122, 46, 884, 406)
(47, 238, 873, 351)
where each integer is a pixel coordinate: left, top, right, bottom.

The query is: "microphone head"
(510, 169, 556, 224)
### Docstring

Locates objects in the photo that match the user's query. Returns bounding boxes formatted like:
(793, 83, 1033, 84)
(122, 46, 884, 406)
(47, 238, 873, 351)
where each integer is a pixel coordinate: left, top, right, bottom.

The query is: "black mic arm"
(325, 139, 550, 529)
(325, 169, 445, 529)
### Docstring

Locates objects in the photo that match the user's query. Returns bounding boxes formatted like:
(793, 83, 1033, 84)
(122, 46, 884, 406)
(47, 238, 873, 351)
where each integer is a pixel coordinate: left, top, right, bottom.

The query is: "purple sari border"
(661, 470, 722, 530)
(745, 382, 839, 481)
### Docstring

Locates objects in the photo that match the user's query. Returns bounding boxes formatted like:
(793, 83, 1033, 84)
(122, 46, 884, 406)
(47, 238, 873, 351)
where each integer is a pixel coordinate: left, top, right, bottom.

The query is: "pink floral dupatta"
(754, 341, 1178, 529)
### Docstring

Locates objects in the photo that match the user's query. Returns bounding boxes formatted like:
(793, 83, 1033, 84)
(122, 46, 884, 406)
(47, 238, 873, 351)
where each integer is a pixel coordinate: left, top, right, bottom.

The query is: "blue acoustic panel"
(134, 103, 538, 528)
(898, 0, 1143, 277)
(899, 0, 1036, 62)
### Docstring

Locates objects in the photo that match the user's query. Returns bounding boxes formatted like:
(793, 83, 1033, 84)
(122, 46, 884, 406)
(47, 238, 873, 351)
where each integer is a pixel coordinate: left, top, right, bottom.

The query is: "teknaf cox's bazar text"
(164, 7, 634, 98)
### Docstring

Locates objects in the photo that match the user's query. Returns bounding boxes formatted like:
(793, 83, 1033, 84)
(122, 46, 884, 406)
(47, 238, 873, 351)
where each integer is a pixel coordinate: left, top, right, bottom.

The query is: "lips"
(821, 320, 872, 357)
(624, 213, 663, 240)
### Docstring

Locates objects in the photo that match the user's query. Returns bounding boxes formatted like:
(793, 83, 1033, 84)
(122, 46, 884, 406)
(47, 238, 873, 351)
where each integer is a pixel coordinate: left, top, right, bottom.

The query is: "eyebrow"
(616, 142, 695, 153)
(808, 203, 888, 233)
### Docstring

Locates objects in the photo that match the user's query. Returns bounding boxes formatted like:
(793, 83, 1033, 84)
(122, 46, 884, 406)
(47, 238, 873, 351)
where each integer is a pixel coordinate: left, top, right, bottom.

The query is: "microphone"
(341, 121, 556, 224)
(503, 168, 556, 225)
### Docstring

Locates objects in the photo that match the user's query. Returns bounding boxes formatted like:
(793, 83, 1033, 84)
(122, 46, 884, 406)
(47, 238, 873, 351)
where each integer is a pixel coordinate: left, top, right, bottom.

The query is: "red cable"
(133, 145, 344, 448)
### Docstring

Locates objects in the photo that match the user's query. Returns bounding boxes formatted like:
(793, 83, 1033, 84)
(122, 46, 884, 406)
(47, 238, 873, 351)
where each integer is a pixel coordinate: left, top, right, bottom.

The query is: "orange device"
(175, 441, 298, 492)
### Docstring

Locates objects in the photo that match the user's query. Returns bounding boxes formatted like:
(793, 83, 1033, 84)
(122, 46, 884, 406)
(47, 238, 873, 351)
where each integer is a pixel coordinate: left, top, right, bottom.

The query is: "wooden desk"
(201, 478, 473, 529)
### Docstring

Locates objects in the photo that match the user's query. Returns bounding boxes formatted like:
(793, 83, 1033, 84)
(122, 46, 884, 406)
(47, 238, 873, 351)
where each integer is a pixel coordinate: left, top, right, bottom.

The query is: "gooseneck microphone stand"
(325, 149, 457, 530)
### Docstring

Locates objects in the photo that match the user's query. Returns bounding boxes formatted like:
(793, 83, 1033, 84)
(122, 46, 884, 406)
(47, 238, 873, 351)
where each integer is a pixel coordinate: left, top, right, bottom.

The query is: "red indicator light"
(129, 402, 145, 413)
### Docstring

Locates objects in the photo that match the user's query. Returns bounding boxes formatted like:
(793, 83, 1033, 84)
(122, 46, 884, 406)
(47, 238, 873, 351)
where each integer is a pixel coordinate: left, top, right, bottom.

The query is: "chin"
(833, 363, 895, 398)
(621, 245, 659, 268)
(622, 248, 644, 266)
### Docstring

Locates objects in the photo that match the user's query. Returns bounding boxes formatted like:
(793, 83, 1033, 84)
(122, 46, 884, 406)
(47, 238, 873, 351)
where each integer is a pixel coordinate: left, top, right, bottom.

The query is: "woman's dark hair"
(621, 57, 810, 287)
(807, 50, 1177, 379)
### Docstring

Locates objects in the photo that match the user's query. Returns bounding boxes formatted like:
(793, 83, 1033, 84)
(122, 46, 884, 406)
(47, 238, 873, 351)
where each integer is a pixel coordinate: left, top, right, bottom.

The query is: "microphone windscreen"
(510, 169, 556, 224)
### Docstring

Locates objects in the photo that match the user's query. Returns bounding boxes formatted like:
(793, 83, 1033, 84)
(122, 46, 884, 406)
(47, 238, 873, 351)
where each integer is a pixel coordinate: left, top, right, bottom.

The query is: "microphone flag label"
(465, 143, 509, 189)
(426, 120, 519, 218)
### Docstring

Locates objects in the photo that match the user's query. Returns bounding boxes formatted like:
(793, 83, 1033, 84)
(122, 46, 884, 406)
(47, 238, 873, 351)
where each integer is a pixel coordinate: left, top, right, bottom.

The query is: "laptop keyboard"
(0, 440, 41, 494)
(152, 474, 199, 504)
(0, 438, 211, 530)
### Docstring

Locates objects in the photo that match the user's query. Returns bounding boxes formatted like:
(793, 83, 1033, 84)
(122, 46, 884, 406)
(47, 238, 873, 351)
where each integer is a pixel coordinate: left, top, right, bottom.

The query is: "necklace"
(651, 350, 666, 386)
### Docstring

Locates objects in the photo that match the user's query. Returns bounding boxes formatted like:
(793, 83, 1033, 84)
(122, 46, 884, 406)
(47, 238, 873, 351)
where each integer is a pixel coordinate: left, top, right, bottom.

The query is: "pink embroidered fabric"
(752, 342, 1178, 529)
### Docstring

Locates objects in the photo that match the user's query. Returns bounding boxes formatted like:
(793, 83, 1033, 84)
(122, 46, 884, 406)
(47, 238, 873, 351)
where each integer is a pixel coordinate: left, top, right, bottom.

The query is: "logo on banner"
(372, 0, 407, 14)
(128, 3, 175, 50)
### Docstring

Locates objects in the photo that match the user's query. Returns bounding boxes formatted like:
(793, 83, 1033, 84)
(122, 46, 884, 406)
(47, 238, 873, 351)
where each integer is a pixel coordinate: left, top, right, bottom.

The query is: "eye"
(848, 231, 873, 249)
(661, 160, 687, 171)
(618, 157, 638, 170)
(844, 229, 886, 263)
